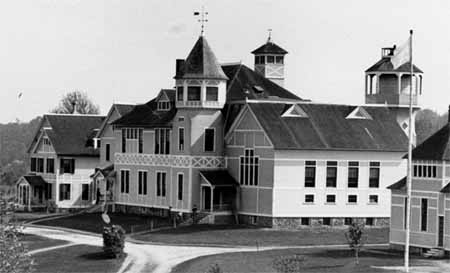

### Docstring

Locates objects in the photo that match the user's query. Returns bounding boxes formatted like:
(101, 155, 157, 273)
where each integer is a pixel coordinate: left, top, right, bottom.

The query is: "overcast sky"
(1, 0, 449, 123)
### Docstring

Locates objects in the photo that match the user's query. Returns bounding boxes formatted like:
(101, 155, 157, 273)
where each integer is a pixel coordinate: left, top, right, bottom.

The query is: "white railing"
(115, 153, 226, 168)
(176, 100, 223, 108)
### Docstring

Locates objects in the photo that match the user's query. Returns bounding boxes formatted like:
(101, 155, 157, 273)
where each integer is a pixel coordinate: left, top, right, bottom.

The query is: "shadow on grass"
(80, 251, 119, 261)
(150, 224, 258, 235)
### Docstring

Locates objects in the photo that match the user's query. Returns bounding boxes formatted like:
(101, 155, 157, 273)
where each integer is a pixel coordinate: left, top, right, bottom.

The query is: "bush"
(206, 263, 222, 273)
(345, 222, 366, 264)
(102, 225, 125, 258)
(46, 200, 57, 213)
(272, 254, 305, 273)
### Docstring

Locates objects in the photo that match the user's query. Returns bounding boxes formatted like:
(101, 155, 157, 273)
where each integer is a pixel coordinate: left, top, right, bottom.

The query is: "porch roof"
(200, 170, 239, 187)
(22, 175, 47, 187)
(440, 182, 450, 193)
(387, 176, 406, 190)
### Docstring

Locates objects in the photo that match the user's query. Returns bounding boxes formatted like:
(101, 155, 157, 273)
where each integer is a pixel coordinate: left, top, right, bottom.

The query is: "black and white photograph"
(1, 1, 450, 272)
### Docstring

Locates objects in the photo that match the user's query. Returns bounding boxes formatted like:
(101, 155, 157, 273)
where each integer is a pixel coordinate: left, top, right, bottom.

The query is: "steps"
(423, 248, 445, 258)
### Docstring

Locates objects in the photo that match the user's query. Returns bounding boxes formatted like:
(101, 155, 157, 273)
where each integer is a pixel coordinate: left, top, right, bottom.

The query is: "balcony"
(366, 93, 418, 106)
(176, 100, 223, 109)
(115, 153, 226, 169)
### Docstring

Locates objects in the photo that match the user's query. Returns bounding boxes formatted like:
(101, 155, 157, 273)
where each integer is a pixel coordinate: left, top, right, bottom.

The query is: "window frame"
(176, 86, 184, 101)
(369, 194, 379, 204)
(347, 161, 359, 188)
(421, 198, 428, 232)
(178, 127, 185, 151)
(326, 194, 336, 204)
(205, 86, 219, 101)
(120, 169, 130, 194)
(154, 128, 171, 155)
(59, 183, 71, 201)
(46, 158, 55, 173)
(304, 161, 316, 188)
(105, 143, 111, 161)
(138, 170, 148, 195)
(326, 161, 337, 187)
(239, 149, 259, 186)
(156, 171, 167, 197)
(369, 162, 380, 188)
(304, 194, 315, 204)
(204, 128, 215, 152)
(177, 173, 183, 201)
(187, 86, 201, 101)
(81, 184, 90, 201)
(347, 194, 358, 204)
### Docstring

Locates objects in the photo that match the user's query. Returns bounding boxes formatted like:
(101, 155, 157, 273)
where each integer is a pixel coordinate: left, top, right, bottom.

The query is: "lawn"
(172, 247, 428, 273)
(20, 234, 69, 252)
(132, 224, 389, 247)
(31, 244, 126, 273)
(35, 212, 170, 234)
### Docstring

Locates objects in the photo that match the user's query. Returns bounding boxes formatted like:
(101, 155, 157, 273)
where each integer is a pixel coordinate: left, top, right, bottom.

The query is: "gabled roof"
(112, 98, 177, 128)
(91, 164, 115, 179)
(387, 177, 406, 190)
(221, 64, 302, 102)
(22, 175, 47, 187)
(96, 103, 135, 138)
(411, 123, 450, 161)
(115, 104, 136, 116)
(157, 89, 176, 102)
(175, 36, 228, 80)
(441, 182, 450, 193)
(365, 58, 423, 73)
(251, 41, 288, 55)
(200, 170, 239, 187)
(40, 114, 105, 156)
(245, 103, 408, 151)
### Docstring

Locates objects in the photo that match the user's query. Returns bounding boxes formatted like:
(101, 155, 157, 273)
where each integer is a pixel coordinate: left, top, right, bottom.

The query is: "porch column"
(397, 73, 402, 94)
(27, 185, 31, 212)
(210, 186, 214, 213)
(199, 186, 203, 211)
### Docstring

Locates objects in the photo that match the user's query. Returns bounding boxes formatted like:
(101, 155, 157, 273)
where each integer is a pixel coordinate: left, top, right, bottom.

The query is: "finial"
(194, 6, 208, 36)
(267, 29, 272, 43)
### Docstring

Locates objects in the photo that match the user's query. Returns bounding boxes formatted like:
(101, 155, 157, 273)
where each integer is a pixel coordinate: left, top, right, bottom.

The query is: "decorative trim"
(115, 153, 225, 168)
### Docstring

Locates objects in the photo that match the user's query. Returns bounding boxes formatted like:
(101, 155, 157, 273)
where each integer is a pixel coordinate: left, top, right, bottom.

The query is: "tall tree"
(415, 109, 447, 145)
(51, 91, 100, 114)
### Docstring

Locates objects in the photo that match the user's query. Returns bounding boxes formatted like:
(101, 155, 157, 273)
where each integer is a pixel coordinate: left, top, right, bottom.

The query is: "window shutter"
(71, 159, 75, 174)
(60, 159, 64, 174)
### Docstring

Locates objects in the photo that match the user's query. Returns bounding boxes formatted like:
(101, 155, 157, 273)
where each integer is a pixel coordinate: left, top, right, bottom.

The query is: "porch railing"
(212, 203, 232, 211)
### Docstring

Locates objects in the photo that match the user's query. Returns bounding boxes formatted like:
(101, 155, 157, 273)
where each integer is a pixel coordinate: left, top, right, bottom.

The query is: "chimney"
(175, 59, 185, 78)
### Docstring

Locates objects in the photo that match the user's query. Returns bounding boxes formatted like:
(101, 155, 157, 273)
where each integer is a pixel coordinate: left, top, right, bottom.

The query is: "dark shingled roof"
(91, 164, 115, 179)
(23, 175, 47, 187)
(175, 36, 228, 80)
(112, 99, 177, 128)
(411, 123, 450, 161)
(222, 64, 302, 102)
(114, 104, 136, 117)
(387, 177, 406, 190)
(247, 103, 408, 151)
(200, 170, 239, 186)
(45, 115, 105, 156)
(251, 41, 288, 55)
(366, 58, 423, 73)
(441, 183, 450, 193)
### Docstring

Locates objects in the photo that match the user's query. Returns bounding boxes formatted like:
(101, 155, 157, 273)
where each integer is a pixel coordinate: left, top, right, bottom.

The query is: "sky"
(1, 0, 449, 123)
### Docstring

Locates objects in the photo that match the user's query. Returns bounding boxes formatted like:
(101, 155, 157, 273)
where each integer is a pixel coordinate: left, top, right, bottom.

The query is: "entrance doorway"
(203, 187, 211, 210)
(438, 216, 444, 247)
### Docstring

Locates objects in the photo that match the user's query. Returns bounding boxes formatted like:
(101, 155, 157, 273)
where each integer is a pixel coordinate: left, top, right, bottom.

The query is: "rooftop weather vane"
(267, 29, 272, 42)
(194, 7, 208, 36)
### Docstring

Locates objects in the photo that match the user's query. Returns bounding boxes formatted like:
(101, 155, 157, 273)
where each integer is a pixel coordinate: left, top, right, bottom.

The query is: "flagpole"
(404, 29, 413, 273)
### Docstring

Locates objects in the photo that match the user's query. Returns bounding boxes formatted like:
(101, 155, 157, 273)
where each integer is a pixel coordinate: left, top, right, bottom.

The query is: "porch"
(199, 170, 240, 213)
(16, 175, 52, 211)
(91, 164, 115, 206)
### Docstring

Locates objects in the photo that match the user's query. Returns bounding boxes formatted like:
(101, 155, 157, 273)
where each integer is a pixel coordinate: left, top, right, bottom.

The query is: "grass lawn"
(32, 244, 126, 273)
(20, 234, 69, 252)
(172, 247, 428, 273)
(132, 224, 389, 247)
(35, 212, 170, 234)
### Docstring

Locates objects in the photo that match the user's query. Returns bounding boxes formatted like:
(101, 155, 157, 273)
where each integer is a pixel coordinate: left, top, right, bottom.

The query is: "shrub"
(272, 254, 305, 273)
(345, 222, 366, 264)
(206, 263, 222, 273)
(102, 225, 125, 258)
(46, 200, 57, 213)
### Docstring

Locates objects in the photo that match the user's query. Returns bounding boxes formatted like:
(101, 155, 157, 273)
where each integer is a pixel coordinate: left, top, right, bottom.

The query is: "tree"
(345, 222, 366, 265)
(0, 195, 34, 273)
(51, 91, 100, 114)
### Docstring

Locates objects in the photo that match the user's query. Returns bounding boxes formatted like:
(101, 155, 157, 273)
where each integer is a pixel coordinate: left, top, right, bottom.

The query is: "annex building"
(17, 34, 424, 228)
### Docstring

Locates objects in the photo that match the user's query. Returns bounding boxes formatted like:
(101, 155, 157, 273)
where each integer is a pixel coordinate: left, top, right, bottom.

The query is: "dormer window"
(43, 137, 51, 146)
(267, 55, 275, 64)
(346, 106, 372, 120)
(255, 55, 265, 64)
(158, 101, 171, 111)
(275, 56, 284, 64)
(282, 104, 308, 118)
(187, 86, 201, 101)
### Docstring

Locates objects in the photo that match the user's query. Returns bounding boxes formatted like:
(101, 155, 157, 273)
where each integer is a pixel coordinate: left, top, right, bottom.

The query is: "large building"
(389, 109, 450, 252)
(17, 33, 424, 228)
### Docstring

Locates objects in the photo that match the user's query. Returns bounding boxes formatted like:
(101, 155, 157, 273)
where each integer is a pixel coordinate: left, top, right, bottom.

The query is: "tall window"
(37, 158, 44, 173)
(46, 184, 52, 200)
(204, 128, 215, 152)
(187, 86, 201, 101)
(347, 161, 359, 188)
(46, 158, 54, 173)
(60, 159, 75, 174)
(59, 184, 71, 201)
(206, 87, 218, 101)
(81, 184, 89, 201)
(121, 128, 143, 153)
(105, 144, 111, 161)
(177, 86, 184, 101)
(369, 162, 380, 188)
(239, 149, 259, 186)
(413, 164, 437, 178)
(178, 127, 185, 151)
(421, 198, 428, 231)
(138, 171, 147, 195)
(155, 128, 170, 154)
(156, 172, 166, 197)
(177, 173, 183, 201)
(404, 197, 408, 229)
(30, 157, 37, 172)
(326, 161, 337, 187)
(304, 161, 316, 187)
(120, 170, 130, 194)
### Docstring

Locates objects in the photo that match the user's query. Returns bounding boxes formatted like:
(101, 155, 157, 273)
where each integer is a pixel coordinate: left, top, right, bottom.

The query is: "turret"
(251, 36, 288, 87)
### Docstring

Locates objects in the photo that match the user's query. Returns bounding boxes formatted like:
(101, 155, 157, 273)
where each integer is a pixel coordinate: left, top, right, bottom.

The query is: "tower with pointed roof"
(174, 36, 228, 109)
(365, 45, 424, 144)
(252, 35, 288, 87)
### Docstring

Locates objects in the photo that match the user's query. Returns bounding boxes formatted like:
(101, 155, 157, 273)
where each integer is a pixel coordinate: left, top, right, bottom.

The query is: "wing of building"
(17, 34, 425, 230)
